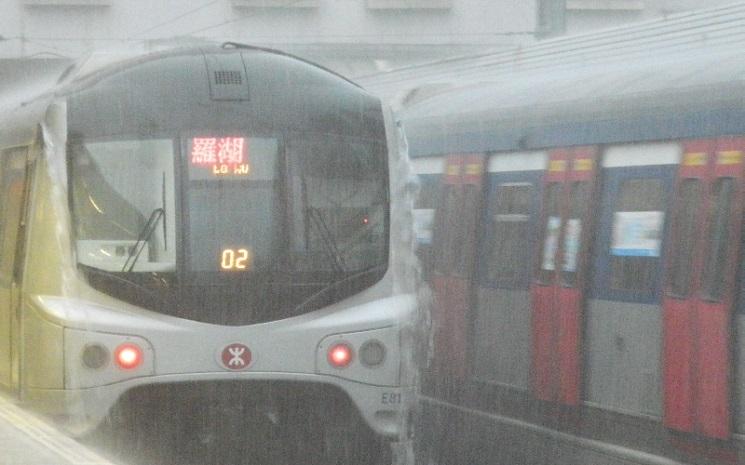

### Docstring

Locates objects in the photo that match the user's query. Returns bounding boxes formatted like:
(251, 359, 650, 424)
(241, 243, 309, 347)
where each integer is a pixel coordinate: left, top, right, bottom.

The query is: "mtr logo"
(220, 343, 252, 371)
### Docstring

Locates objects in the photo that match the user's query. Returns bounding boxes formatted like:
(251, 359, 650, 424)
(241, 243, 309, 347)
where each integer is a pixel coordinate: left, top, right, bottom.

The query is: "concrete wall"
(0, 0, 538, 76)
(563, 0, 736, 35)
(0, 1, 738, 81)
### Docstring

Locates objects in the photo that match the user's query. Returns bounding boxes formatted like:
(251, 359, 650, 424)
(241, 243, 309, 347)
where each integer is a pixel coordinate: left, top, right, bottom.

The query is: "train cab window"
(287, 136, 388, 273)
(487, 183, 532, 287)
(69, 138, 177, 273)
(701, 178, 735, 301)
(610, 178, 665, 293)
(537, 182, 562, 284)
(561, 181, 590, 288)
(668, 179, 703, 297)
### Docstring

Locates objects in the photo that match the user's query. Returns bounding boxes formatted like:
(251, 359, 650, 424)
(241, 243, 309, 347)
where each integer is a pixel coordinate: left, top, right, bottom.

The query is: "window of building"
(566, 0, 644, 10)
(365, 0, 451, 10)
(22, 0, 110, 6)
(230, 0, 318, 8)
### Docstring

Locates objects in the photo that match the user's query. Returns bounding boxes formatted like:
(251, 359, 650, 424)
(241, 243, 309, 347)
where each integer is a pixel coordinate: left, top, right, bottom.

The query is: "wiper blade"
(292, 264, 385, 315)
(122, 208, 164, 272)
(81, 264, 172, 304)
(307, 206, 346, 273)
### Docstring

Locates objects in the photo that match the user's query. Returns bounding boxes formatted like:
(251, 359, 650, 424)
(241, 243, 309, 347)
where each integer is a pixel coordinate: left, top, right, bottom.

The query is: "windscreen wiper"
(82, 264, 172, 304)
(122, 208, 165, 272)
(292, 264, 386, 315)
(307, 206, 346, 273)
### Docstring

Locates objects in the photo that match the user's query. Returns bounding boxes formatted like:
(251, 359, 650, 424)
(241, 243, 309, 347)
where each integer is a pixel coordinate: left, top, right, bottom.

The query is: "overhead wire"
(0, 36, 76, 57)
(134, 0, 222, 38)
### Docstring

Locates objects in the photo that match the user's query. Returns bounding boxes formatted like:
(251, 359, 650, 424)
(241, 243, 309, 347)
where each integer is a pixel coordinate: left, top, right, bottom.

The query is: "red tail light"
(328, 343, 353, 368)
(114, 343, 143, 370)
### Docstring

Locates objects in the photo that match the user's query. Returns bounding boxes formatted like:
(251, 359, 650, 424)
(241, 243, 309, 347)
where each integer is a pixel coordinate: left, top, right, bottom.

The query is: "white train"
(0, 43, 418, 463)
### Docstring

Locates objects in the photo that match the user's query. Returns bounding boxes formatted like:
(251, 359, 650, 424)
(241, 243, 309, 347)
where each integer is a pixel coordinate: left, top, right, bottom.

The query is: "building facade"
(0, 0, 537, 79)
(0, 0, 735, 84)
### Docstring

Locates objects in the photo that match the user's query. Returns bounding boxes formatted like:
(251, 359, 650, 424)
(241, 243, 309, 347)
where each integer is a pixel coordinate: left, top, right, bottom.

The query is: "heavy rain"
(2, 2, 745, 465)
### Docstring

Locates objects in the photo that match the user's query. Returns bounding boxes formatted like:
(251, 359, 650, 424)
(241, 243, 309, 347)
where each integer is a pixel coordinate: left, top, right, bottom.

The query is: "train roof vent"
(214, 70, 243, 86)
(204, 53, 249, 101)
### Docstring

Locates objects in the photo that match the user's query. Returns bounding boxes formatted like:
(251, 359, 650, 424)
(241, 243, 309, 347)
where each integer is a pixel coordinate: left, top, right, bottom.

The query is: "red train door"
(663, 138, 745, 439)
(430, 153, 486, 389)
(532, 147, 599, 405)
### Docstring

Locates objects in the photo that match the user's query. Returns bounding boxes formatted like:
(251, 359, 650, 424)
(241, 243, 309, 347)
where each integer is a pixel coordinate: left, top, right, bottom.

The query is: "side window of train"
(433, 185, 460, 274)
(413, 175, 441, 273)
(609, 178, 666, 293)
(700, 178, 734, 301)
(667, 179, 702, 297)
(0, 147, 29, 284)
(561, 181, 590, 288)
(453, 184, 480, 277)
(536, 182, 562, 284)
(487, 183, 533, 287)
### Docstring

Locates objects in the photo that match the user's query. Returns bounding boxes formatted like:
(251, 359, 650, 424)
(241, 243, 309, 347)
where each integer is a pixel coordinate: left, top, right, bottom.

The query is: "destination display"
(189, 137, 250, 179)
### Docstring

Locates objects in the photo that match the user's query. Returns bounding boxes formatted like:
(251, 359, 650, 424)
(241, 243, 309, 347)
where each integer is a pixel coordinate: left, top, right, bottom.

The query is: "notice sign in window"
(413, 209, 434, 245)
(563, 219, 581, 272)
(611, 211, 664, 257)
(541, 216, 561, 270)
(189, 137, 250, 179)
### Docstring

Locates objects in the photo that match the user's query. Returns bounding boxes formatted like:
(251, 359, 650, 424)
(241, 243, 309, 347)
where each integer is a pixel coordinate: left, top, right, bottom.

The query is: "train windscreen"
(67, 132, 388, 324)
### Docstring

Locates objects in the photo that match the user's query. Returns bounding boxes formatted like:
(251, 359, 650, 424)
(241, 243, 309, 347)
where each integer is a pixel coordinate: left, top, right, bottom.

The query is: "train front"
(24, 46, 418, 457)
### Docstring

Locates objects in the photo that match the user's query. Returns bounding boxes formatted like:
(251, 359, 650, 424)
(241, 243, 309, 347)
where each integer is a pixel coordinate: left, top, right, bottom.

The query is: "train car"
(404, 46, 745, 464)
(0, 43, 418, 463)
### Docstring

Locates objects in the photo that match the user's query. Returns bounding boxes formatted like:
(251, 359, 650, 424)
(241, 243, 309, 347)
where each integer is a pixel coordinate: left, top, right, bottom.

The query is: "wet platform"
(0, 392, 116, 465)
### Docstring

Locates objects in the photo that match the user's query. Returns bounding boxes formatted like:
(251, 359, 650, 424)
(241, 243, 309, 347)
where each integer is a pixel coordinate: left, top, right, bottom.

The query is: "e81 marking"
(381, 392, 402, 405)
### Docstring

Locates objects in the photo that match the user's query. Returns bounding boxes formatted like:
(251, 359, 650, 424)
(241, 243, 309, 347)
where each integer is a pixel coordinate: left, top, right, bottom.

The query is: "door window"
(454, 184, 480, 277)
(701, 178, 735, 301)
(433, 185, 462, 274)
(561, 181, 590, 288)
(537, 182, 562, 284)
(609, 178, 666, 293)
(667, 179, 703, 297)
(487, 184, 533, 287)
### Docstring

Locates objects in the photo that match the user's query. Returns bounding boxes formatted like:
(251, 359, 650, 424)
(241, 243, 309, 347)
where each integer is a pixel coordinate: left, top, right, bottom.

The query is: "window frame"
(535, 181, 563, 286)
(666, 177, 704, 299)
(700, 177, 737, 302)
(590, 165, 674, 304)
(0, 147, 32, 284)
(481, 180, 537, 290)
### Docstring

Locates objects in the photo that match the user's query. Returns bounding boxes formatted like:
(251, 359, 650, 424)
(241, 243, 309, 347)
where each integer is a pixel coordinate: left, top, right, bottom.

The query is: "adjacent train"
(0, 43, 417, 463)
(404, 48, 745, 464)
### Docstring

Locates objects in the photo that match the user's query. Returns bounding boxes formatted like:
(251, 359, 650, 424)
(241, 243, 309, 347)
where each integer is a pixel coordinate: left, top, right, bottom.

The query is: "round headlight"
(82, 343, 110, 370)
(359, 340, 386, 367)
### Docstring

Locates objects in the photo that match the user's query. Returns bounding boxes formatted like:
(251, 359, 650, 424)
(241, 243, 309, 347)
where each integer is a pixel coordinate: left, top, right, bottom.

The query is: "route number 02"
(221, 248, 251, 270)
